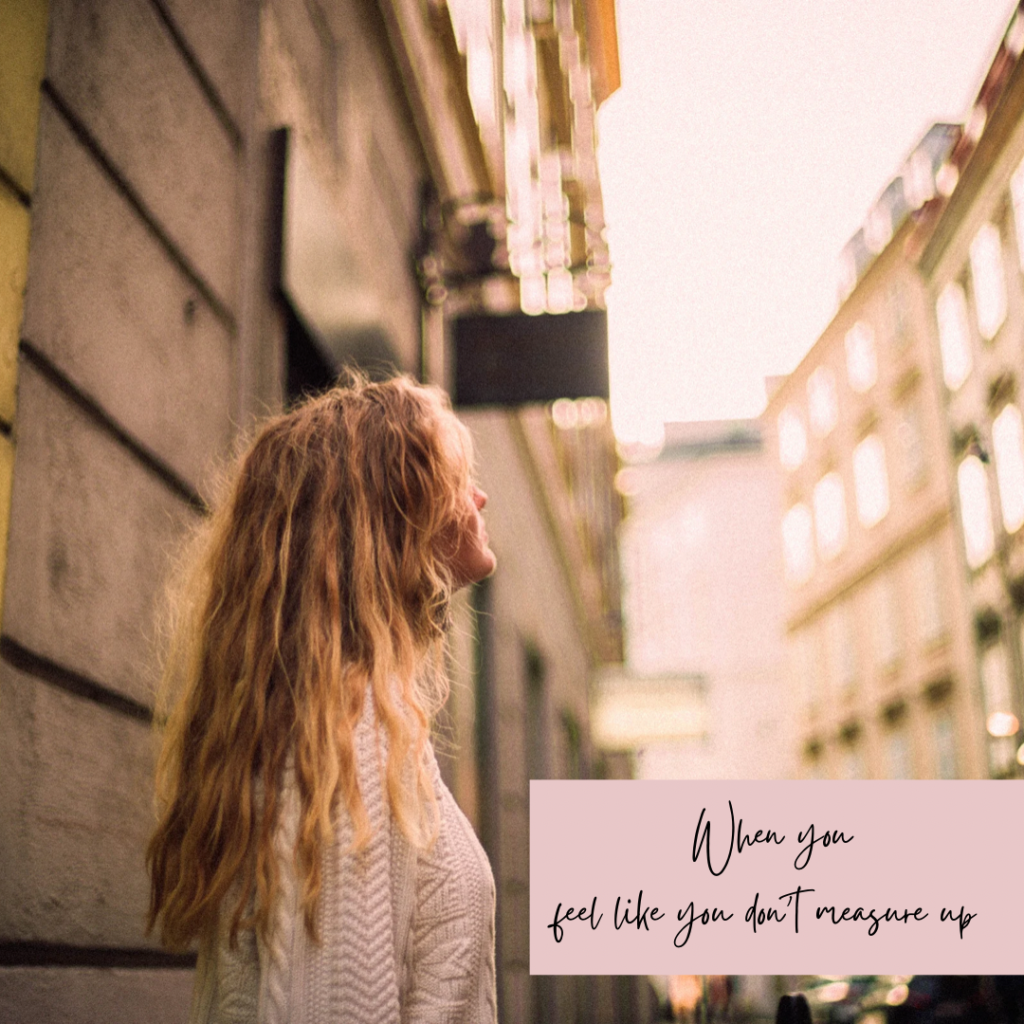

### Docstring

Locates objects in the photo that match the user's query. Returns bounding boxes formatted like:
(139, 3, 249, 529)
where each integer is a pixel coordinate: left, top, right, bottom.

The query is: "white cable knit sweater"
(187, 702, 498, 1024)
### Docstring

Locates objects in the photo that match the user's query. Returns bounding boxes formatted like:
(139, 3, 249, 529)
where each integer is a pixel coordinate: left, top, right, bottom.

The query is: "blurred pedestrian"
(776, 993, 812, 1024)
(147, 373, 498, 1022)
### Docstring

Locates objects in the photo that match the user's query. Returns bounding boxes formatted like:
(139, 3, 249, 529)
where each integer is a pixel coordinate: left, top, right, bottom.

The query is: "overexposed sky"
(599, 1, 1018, 440)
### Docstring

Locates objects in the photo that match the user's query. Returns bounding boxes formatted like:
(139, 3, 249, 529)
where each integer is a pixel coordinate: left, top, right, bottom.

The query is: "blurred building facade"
(765, 2, 1024, 782)
(764, 199, 986, 781)
(0, 1, 638, 1022)
(615, 421, 793, 781)
(912, 6, 1024, 779)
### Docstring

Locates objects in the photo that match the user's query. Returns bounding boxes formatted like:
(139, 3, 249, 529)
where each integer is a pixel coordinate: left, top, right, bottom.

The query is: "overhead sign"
(591, 674, 706, 750)
(452, 309, 609, 406)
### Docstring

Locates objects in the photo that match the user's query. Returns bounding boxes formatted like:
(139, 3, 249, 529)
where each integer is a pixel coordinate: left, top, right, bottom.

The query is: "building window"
(992, 404, 1024, 533)
(782, 503, 814, 583)
(896, 394, 927, 489)
(935, 282, 972, 391)
(990, 736, 1017, 777)
(911, 541, 946, 646)
(842, 746, 866, 779)
(871, 571, 902, 670)
(852, 434, 890, 528)
(981, 642, 1019, 777)
(845, 322, 877, 393)
(981, 641, 1014, 720)
(807, 367, 838, 437)
(905, 146, 936, 208)
(957, 454, 995, 568)
(885, 730, 913, 779)
(969, 222, 1007, 340)
(813, 472, 848, 560)
(933, 711, 958, 780)
(792, 627, 820, 712)
(888, 280, 911, 351)
(1012, 157, 1024, 271)
(865, 201, 892, 254)
(826, 600, 857, 694)
(777, 406, 807, 471)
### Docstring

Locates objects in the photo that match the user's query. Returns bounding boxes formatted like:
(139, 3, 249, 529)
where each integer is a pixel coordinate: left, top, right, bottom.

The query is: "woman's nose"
(473, 486, 488, 510)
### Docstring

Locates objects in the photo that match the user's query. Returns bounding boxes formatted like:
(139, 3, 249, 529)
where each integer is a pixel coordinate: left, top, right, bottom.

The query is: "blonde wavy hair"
(146, 373, 472, 951)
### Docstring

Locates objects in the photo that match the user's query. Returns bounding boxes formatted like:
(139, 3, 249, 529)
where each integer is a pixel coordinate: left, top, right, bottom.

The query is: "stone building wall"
(0, 0, 432, 1018)
(0, 2, 631, 1021)
(0, 0, 259, 1016)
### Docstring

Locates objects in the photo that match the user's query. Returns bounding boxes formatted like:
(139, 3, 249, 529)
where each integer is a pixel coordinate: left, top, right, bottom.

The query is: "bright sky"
(599, 1, 1019, 441)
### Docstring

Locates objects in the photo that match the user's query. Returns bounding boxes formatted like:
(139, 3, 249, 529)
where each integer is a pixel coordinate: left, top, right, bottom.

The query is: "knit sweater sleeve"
(259, 706, 408, 1024)
(187, 698, 425, 1024)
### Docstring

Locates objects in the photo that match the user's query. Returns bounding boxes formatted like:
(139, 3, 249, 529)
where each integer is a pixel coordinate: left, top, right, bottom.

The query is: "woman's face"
(436, 414, 497, 588)
(447, 483, 497, 589)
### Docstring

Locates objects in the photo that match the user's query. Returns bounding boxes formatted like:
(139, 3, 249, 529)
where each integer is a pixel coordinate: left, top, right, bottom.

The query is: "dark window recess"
(286, 300, 337, 404)
(839, 720, 862, 744)
(284, 299, 401, 405)
(975, 609, 1002, 645)
(271, 125, 402, 402)
(269, 128, 334, 406)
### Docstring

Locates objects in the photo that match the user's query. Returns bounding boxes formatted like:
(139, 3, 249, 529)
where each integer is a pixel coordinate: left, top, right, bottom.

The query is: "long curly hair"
(146, 373, 473, 951)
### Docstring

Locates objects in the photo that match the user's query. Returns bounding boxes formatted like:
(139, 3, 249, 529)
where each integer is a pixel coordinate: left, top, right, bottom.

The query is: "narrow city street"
(1, 0, 1023, 1020)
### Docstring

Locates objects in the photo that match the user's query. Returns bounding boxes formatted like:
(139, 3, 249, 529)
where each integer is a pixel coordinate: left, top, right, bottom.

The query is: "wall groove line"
(147, 0, 244, 152)
(19, 340, 208, 513)
(0, 164, 31, 209)
(0, 941, 196, 970)
(0, 635, 154, 722)
(39, 80, 237, 334)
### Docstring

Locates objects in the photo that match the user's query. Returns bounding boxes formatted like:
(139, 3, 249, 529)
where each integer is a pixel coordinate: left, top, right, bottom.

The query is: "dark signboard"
(452, 309, 609, 406)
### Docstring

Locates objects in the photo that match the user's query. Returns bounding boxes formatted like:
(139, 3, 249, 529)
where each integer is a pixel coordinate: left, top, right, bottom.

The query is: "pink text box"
(530, 780, 1024, 975)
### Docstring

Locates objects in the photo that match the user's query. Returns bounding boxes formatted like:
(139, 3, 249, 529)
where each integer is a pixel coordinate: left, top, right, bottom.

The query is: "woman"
(147, 374, 498, 1023)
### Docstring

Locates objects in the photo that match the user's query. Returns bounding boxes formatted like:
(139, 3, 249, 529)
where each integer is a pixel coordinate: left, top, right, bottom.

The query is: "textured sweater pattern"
(188, 701, 497, 1024)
